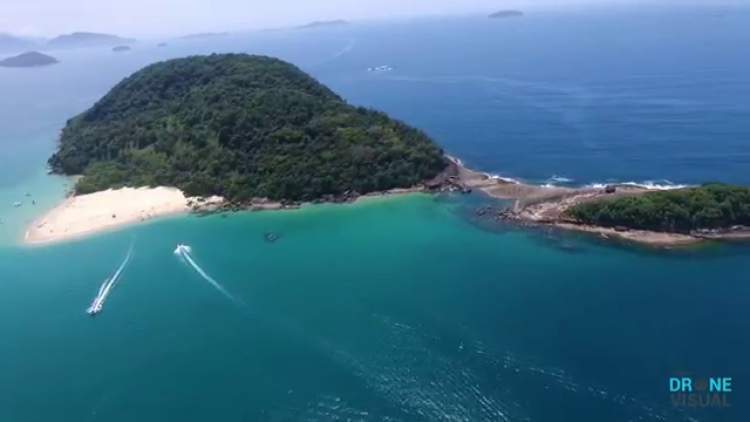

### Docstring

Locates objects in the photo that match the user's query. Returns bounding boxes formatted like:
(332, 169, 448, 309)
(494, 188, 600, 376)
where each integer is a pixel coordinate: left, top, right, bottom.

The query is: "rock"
(604, 185, 617, 194)
(264, 232, 281, 243)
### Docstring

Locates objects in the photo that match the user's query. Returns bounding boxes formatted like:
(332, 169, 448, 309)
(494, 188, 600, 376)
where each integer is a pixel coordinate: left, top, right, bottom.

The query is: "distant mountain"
(0, 33, 37, 53)
(47, 32, 135, 49)
(297, 20, 349, 29)
(179, 32, 230, 40)
(0, 51, 58, 68)
(489, 10, 524, 19)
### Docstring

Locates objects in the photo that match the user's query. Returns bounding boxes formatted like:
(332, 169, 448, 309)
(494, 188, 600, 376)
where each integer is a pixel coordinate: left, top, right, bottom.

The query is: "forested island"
(488, 182, 750, 246)
(0, 51, 58, 67)
(565, 184, 750, 233)
(48, 54, 448, 202)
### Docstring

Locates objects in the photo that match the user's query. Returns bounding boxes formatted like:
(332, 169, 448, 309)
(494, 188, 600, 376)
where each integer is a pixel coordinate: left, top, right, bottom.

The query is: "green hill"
(49, 54, 448, 201)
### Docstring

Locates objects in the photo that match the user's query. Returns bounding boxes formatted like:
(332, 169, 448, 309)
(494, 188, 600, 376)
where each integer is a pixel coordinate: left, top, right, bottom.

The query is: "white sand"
(25, 187, 221, 245)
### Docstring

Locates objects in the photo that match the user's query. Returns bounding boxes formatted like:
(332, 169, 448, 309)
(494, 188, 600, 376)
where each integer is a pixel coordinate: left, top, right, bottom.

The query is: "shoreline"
(24, 187, 223, 246)
(22, 182, 429, 246)
(465, 169, 750, 248)
(23, 158, 750, 248)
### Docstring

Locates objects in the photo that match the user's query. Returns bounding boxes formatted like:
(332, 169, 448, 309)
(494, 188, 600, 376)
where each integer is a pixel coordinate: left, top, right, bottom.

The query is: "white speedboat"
(174, 244, 191, 255)
(86, 301, 103, 316)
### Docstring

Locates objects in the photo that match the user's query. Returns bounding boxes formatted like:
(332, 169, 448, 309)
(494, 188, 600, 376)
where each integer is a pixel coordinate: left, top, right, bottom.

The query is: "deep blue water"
(314, 8, 750, 187)
(1, 5, 749, 422)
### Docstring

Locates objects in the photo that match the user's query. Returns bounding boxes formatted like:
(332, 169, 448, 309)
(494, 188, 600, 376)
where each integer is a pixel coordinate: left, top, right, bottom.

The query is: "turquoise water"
(2, 195, 749, 421)
(1, 6, 750, 421)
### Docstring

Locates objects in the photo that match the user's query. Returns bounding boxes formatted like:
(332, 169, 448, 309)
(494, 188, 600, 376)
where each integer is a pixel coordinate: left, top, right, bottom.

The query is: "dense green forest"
(49, 54, 448, 201)
(566, 184, 750, 233)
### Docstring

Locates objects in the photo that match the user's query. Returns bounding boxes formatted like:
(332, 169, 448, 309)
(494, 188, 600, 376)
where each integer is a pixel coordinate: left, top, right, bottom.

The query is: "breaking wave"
(544, 175, 575, 186)
(586, 180, 691, 190)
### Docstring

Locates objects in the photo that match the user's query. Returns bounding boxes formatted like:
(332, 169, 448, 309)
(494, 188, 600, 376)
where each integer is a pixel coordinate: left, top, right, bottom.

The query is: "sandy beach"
(25, 187, 222, 245)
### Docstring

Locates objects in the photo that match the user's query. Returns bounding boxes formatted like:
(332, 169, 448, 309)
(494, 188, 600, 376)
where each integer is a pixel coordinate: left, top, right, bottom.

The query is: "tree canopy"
(49, 54, 447, 201)
(565, 184, 750, 233)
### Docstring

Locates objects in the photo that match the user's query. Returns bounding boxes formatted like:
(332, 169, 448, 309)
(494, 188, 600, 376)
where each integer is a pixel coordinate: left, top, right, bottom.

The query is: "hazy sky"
(1, 0, 743, 38)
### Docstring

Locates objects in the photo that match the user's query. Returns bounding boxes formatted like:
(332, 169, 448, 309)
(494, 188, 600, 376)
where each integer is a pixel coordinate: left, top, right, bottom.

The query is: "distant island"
(179, 32, 230, 40)
(489, 10, 524, 19)
(112, 45, 131, 52)
(47, 32, 136, 49)
(48, 54, 448, 203)
(298, 20, 349, 29)
(0, 51, 58, 68)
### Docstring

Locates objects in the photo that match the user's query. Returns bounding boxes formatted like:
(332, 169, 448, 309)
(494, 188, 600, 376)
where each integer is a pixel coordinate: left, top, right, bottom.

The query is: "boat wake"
(174, 244, 239, 304)
(87, 243, 134, 316)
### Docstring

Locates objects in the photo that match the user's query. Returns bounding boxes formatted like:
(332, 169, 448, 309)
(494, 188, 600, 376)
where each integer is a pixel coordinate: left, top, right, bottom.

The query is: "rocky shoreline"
(28, 156, 750, 248)
(191, 155, 479, 215)
(471, 180, 750, 247)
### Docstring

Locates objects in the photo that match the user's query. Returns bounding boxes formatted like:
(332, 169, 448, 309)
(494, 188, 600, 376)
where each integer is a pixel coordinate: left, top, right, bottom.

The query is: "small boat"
(86, 303, 102, 316)
(12, 202, 22, 208)
(174, 244, 191, 255)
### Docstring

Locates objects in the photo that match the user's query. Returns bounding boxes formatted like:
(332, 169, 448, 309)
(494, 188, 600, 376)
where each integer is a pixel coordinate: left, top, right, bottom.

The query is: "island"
(179, 33, 230, 40)
(33, 54, 449, 244)
(47, 32, 136, 49)
(112, 45, 131, 52)
(489, 10, 524, 19)
(484, 181, 750, 246)
(0, 51, 59, 68)
(297, 20, 349, 29)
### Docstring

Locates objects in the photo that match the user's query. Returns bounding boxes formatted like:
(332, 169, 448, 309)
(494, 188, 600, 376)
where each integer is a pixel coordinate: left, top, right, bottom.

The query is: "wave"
(175, 244, 239, 304)
(87, 242, 134, 315)
(487, 173, 521, 184)
(547, 175, 575, 184)
(585, 180, 691, 190)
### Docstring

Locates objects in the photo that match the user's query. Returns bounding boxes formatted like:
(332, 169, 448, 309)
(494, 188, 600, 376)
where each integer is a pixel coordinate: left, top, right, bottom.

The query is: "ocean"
(1, 5, 749, 421)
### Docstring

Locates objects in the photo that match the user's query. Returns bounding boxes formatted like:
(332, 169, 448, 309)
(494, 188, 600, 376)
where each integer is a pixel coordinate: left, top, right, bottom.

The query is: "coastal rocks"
(264, 232, 281, 243)
(314, 190, 362, 204)
(425, 161, 473, 194)
(474, 206, 493, 217)
(187, 195, 224, 214)
(692, 225, 750, 240)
